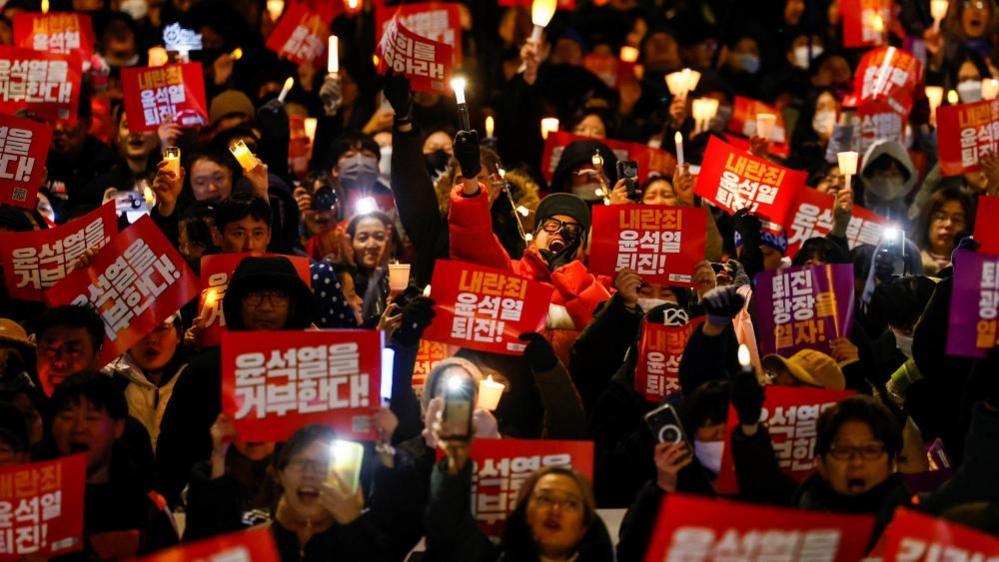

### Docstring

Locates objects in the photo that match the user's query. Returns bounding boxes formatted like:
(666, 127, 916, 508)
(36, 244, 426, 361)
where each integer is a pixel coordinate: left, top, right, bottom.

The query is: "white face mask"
(694, 439, 725, 475)
(894, 333, 913, 359)
(637, 298, 667, 314)
(572, 183, 603, 201)
(957, 80, 983, 103)
(792, 45, 823, 69)
(866, 176, 908, 201)
(812, 109, 837, 138)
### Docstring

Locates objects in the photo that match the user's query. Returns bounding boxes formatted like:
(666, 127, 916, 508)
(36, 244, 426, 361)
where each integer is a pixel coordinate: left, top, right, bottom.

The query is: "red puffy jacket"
(448, 186, 612, 362)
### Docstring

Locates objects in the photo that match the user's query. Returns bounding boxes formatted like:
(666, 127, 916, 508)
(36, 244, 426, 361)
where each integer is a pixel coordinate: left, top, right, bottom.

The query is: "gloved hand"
(873, 247, 896, 282)
(538, 237, 581, 272)
(519, 332, 558, 372)
(383, 70, 413, 119)
(256, 98, 289, 141)
(730, 369, 765, 426)
(319, 73, 343, 117)
(701, 286, 746, 325)
(453, 130, 481, 179)
(395, 296, 436, 346)
(733, 208, 762, 243)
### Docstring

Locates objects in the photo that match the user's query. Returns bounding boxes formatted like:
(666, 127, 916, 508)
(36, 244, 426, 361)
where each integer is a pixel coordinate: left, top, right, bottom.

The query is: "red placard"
(0, 455, 86, 561)
(0, 113, 52, 209)
(974, 195, 999, 253)
(715, 386, 855, 494)
(855, 101, 908, 155)
(375, 2, 462, 65)
(643, 494, 874, 562)
(221, 329, 382, 442)
(265, 1, 340, 66)
(0, 201, 117, 302)
(465, 438, 593, 538)
(694, 136, 805, 229)
(727, 96, 791, 158)
(588, 205, 707, 286)
(45, 216, 200, 373)
(541, 130, 676, 183)
(841, 0, 892, 48)
(881, 508, 999, 561)
(423, 259, 554, 355)
(198, 253, 311, 348)
(121, 63, 208, 133)
(936, 99, 999, 176)
(12, 13, 94, 64)
(376, 16, 453, 95)
(498, 0, 575, 8)
(135, 527, 280, 562)
(783, 188, 892, 257)
(853, 46, 922, 116)
(634, 317, 705, 402)
(412, 339, 456, 397)
(0, 46, 82, 124)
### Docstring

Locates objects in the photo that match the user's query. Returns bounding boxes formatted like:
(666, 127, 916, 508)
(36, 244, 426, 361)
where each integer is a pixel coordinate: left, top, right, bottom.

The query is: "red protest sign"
(135, 526, 280, 562)
(0, 201, 116, 302)
(376, 16, 452, 95)
(266, 1, 340, 66)
(412, 339, 456, 398)
(694, 136, 805, 229)
(541, 130, 676, 183)
(588, 205, 707, 286)
(727, 96, 791, 158)
(855, 101, 908, 155)
(198, 253, 311, 348)
(121, 63, 208, 132)
(634, 317, 705, 402)
(12, 13, 94, 63)
(853, 47, 922, 116)
(643, 494, 874, 562)
(376, 2, 462, 65)
(498, 0, 575, 8)
(715, 386, 855, 494)
(465, 438, 593, 538)
(45, 215, 199, 373)
(974, 195, 999, 253)
(840, 0, 892, 48)
(936, 99, 999, 176)
(783, 187, 892, 258)
(222, 329, 382, 442)
(0, 46, 82, 124)
(0, 454, 86, 561)
(882, 508, 999, 562)
(423, 260, 554, 355)
(0, 113, 51, 209)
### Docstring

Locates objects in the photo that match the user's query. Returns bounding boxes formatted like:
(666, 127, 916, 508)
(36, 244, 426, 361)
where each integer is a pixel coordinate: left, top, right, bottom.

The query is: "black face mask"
(425, 150, 450, 177)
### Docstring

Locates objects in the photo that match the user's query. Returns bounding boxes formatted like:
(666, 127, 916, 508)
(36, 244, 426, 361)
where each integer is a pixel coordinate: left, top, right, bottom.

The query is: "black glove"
(256, 98, 289, 141)
(730, 369, 765, 426)
(701, 286, 746, 324)
(519, 332, 558, 372)
(453, 130, 481, 179)
(538, 236, 582, 272)
(383, 70, 413, 119)
(873, 247, 896, 282)
(395, 296, 436, 346)
(732, 208, 762, 246)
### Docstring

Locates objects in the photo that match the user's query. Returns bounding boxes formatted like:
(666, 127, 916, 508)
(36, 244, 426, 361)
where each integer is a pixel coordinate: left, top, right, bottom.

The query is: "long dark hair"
(913, 186, 975, 252)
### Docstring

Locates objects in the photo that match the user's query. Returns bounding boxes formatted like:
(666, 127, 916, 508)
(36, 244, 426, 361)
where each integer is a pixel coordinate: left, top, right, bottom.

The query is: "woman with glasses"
(428, 431, 613, 562)
(914, 186, 975, 275)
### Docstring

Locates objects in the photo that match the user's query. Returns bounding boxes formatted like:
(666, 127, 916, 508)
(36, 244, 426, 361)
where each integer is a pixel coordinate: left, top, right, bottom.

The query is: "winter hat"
(763, 349, 846, 390)
(535, 193, 592, 234)
(734, 230, 789, 254)
(209, 90, 255, 128)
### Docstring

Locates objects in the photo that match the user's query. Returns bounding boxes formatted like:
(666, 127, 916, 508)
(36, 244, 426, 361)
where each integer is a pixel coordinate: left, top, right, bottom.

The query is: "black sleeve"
(182, 461, 247, 541)
(569, 295, 644, 413)
(731, 425, 797, 506)
(616, 480, 665, 562)
(388, 340, 423, 443)
(424, 461, 498, 562)
(678, 323, 739, 395)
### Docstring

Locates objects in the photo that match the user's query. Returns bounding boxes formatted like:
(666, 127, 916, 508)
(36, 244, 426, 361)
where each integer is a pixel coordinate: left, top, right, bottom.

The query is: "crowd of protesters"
(0, 0, 998, 560)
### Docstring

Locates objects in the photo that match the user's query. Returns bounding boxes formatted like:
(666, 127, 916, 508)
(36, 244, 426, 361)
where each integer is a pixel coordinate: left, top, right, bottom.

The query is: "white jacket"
(105, 355, 187, 451)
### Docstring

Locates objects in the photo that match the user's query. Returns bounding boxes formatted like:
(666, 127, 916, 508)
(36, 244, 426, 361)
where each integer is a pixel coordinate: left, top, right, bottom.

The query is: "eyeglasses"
(243, 290, 290, 308)
(827, 442, 887, 461)
(531, 491, 582, 512)
(286, 458, 328, 474)
(539, 218, 583, 240)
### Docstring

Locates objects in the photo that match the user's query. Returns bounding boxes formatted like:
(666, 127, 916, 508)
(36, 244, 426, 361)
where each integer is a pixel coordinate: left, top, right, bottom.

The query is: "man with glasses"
(157, 256, 315, 505)
(449, 130, 612, 361)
